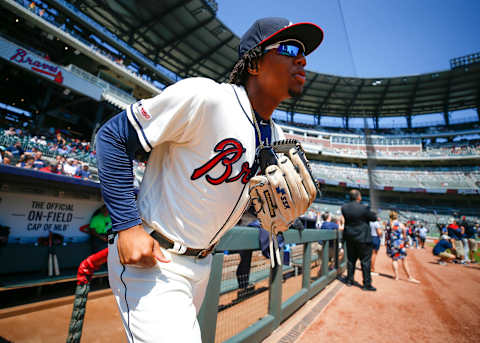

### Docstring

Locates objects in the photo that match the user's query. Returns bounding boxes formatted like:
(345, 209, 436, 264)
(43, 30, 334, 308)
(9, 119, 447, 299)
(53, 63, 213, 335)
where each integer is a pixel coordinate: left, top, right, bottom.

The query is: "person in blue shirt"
(32, 151, 46, 170)
(433, 235, 456, 265)
(76, 164, 92, 180)
(318, 212, 342, 271)
(447, 218, 466, 263)
(460, 217, 478, 263)
(5, 141, 24, 160)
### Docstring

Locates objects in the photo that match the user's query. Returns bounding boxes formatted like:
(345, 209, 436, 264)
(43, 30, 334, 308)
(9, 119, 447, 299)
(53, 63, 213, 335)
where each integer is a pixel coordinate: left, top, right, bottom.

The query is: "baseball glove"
(249, 140, 318, 233)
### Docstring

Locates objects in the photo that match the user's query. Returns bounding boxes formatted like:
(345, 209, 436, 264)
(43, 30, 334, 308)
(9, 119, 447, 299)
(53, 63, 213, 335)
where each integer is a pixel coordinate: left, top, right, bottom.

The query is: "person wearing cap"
(94, 17, 324, 342)
(459, 216, 478, 263)
(433, 235, 456, 265)
(447, 217, 466, 263)
(63, 158, 77, 176)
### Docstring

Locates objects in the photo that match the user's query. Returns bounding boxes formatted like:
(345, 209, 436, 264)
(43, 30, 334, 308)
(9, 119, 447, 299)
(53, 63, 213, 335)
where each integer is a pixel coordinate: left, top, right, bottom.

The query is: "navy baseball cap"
(239, 17, 324, 58)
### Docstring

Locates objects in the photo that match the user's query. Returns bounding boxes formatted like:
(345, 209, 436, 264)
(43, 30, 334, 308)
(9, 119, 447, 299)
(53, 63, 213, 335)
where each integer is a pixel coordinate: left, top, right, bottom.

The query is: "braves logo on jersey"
(191, 138, 253, 185)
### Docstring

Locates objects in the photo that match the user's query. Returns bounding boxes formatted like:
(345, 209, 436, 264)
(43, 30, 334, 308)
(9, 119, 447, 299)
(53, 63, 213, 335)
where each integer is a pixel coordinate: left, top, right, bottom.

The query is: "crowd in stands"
(425, 139, 480, 156)
(1, 125, 97, 181)
(310, 161, 480, 190)
(2, 121, 480, 191)
(18, 0, 172, 88)
(321, 142, 480, 158)
(278, 119, 480, 137)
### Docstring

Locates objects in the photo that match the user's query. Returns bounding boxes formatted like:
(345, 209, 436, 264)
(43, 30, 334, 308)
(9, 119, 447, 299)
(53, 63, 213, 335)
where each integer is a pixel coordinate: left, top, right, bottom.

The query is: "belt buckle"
(196, 245, 214, 259)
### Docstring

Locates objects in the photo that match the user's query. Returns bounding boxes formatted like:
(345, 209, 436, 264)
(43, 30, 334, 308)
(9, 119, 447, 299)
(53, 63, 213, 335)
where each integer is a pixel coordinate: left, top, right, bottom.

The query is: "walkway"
(267, 245, 480, 343)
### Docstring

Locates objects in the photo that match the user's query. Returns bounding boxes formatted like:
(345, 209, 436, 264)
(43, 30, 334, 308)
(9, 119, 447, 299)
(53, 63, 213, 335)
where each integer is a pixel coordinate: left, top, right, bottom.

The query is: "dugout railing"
(198, 226, 346, 343)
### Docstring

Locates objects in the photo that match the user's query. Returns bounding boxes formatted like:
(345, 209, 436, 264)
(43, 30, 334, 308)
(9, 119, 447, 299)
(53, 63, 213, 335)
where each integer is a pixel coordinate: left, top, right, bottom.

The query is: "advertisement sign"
(0, 36, 102, 101)
(0, 192, 103, 244)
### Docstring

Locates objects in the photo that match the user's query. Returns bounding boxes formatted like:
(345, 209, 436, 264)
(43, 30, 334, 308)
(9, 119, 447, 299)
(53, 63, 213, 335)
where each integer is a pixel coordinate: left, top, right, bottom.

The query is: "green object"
(89, 212, 112, 235)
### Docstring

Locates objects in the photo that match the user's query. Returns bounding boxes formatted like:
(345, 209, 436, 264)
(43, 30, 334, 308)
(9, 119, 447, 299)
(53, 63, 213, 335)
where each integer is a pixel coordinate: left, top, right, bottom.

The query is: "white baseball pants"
(108, 235, 213, 342)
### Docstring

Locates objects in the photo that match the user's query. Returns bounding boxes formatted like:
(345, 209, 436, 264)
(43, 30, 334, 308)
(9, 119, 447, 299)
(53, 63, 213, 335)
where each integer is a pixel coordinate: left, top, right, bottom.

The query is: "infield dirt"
(295, 246, 480, 343)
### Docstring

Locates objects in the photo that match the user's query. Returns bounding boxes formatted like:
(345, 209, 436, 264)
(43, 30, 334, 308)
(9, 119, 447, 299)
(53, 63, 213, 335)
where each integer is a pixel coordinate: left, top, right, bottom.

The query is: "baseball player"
(95, 17, 323, 342)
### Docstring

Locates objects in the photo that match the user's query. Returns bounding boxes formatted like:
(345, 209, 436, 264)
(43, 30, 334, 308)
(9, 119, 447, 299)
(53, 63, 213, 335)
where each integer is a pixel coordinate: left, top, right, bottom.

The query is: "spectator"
(460, 216, 478, 263)
(76, 164, 91, 180)
(54, 154, 63, 165)
(411, 224, 419, 249)
(447, 218, 466, 263)
(88, 205, 112, 253)
(23, 145, 37, 155)
(4, 127, 16, 136)
(15, 128, 24, 137)
(385, 211, 420, 284)
(341, 189, 377, 291)
(370, 218, 383, 275)
(72, 159, 81, 174)
(332, 215, 345, 264)
(16, 155, 34, 169)
(53, 132, 66, 146)
(63, 158, 77, 176)
(56, 144, 70, 156)
(5, 141, 24, 160)
(418, 223, 428, 249)
(32, 151, 46, 170)
(315, 211, 323, 229)
(433, 235, 456, 265)
(39, 163, 62, 174)
(406, 222, 417, 248)
(2, 155, 11, 165)
(319, 212, 340, 270)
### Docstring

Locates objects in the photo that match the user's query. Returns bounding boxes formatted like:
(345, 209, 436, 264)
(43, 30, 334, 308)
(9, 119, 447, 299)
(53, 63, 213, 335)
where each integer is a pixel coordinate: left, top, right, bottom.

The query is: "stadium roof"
(46, 0, 480, 118)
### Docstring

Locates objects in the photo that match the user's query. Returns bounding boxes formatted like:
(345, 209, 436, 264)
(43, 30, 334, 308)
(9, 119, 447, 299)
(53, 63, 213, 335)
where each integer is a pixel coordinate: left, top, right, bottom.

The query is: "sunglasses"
(264, 43, 305, 57)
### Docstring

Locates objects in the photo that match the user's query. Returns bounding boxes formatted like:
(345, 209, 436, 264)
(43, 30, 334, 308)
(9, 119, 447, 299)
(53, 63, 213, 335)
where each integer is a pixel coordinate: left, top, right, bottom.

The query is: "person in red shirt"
(39, 163, 62, 174)
(447, 218, 465, 262)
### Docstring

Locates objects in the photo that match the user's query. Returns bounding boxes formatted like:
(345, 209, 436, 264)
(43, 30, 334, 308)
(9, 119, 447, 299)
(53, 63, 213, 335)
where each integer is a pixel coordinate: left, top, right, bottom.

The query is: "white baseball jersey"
(126, 77, 284, 249)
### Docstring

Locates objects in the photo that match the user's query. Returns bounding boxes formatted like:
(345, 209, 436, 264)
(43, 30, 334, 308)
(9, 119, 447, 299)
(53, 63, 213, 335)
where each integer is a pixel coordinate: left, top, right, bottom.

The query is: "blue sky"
(217, 0, 480, 78)
(217, 0, 480, 128)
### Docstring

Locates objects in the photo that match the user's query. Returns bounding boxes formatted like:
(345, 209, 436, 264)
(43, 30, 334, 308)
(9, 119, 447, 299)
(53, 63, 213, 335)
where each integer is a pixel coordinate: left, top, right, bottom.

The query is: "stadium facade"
(1, 0, 479, 228)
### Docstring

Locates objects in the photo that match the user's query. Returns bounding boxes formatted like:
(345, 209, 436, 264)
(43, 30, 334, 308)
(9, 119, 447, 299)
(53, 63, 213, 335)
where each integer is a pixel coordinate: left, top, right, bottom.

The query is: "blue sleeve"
(95, 111, 144, 231)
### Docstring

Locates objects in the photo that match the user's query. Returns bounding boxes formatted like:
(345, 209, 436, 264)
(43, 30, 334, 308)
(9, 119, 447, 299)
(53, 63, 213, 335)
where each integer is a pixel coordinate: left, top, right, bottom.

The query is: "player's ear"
(247, 57, 261, 76)
(247, 65, 259, 76)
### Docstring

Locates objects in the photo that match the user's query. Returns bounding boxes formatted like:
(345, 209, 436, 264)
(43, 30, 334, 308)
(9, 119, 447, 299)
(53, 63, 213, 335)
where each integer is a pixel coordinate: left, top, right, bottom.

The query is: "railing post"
(302, 242, 312, 289)
(321, 240, 329, 276)
(334, 231, 339, 271)
(268, 255, 283, 329)
(198, 252, 224, 343)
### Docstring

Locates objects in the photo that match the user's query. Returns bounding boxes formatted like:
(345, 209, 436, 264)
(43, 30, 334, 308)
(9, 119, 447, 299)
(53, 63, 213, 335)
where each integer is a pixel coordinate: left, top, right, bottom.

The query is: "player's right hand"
(117, 225, 170, 267)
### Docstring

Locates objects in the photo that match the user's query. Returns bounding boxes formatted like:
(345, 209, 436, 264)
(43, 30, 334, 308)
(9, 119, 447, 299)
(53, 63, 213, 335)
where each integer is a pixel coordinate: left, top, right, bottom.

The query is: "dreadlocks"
(228, 46, 263, 86)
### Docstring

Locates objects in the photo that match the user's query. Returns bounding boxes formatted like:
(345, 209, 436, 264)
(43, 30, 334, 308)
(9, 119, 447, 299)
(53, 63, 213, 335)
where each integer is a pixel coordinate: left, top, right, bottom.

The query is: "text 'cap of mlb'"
(238, 17, 324, 58)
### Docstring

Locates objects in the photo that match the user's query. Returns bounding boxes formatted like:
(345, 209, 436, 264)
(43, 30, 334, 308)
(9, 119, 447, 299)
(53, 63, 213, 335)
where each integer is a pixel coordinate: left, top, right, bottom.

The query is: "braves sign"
(0, 36, 102, 100)
(9, 48, 64, 83)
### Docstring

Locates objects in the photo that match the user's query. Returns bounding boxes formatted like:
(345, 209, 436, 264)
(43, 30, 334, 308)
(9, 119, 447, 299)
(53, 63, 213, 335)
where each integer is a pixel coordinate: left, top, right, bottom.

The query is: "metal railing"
(198, 226, 345, 343)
